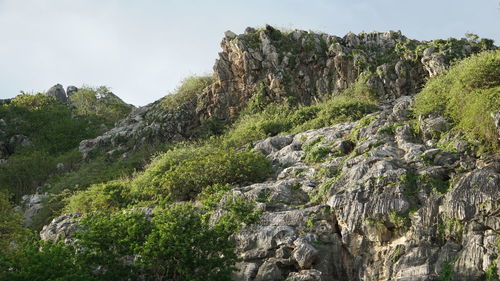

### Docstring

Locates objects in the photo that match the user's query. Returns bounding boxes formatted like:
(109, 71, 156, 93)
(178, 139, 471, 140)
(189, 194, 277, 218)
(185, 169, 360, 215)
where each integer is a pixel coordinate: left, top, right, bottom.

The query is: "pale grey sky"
(0, 0, 498, 105)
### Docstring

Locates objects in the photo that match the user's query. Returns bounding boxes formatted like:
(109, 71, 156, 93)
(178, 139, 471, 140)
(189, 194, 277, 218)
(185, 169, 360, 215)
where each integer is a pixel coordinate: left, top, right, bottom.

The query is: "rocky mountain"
(2, 26, 498, 281)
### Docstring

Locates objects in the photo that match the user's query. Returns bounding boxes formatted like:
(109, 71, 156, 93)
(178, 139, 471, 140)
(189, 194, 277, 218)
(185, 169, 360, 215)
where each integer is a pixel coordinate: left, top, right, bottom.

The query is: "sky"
(0, 0, 498, 106)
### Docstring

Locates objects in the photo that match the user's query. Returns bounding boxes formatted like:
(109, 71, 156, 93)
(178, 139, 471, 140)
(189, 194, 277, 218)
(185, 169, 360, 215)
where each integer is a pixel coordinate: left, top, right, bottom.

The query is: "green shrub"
(0, 92, 106, 200)
(70, 86, 132, 126)
(132, 144, 271, 201)
(141, 204, 237, 281)
(223, 103, 294, 147)
(74, 211, 151, 280)
(74, 204, 244, 281)
(162, 75, 214, 110)
(413, 50, 500, 149)
(0, 191, 28, 252)
(484, 263, 498, 281)
(0, 239, 96, 281)
(292, 95, 377, 133)
(197, 184, 261, 232)
(440, 260, 454, 281)
(63, 180, 132, 214)
(0, 151, 57, 200)
(10, 93, 57, 109)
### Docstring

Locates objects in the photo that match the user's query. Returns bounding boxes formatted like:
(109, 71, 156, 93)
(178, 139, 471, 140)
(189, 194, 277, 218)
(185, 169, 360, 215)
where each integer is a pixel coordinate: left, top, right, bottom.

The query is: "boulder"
(46, 84, 68, 103)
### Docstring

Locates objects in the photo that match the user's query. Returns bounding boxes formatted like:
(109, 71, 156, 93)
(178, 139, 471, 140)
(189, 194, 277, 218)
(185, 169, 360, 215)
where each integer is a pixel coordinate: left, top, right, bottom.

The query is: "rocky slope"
(37, 27, 498, 281)
(42, 95, 499, 281)
(227, 96, 499, 281)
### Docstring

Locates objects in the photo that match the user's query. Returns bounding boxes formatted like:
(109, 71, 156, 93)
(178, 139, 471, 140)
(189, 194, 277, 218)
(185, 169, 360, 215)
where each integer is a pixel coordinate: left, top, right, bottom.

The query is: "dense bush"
(141, 204, 237, 281)
(0, 191, 27, 253)
(131, 144, 271, 201)
(1, 202, 257, 281)
(413, 50, 500, 149)
(63, 180, 132, 214)
(0, 240, 96, 281)
(0, 95, 101, 155)
(162, 75, 214, 110)
(0, 93, 104, 200)
(70, 86, 133, 127)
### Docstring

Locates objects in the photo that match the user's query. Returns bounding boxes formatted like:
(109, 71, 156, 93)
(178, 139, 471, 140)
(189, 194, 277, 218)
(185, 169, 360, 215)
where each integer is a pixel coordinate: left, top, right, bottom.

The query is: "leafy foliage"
(0, 94, 103, 200)
(413, 50, 500, 150)
(63, 180, 132, 214)
(0, 239, 97, 281)
(131, 144, 271, 202)
(0, 191, 28, 253)
(1, 201, 257, 281)
(70, 86, 133, 127)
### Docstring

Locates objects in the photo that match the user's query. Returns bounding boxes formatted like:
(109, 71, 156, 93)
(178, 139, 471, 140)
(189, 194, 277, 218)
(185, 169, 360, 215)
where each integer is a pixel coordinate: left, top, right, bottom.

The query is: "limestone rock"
(46, 84, 68, 103)
(20, 193, 49, 227)
(66, 85, 79, 97)
(40, 213, 82, 243)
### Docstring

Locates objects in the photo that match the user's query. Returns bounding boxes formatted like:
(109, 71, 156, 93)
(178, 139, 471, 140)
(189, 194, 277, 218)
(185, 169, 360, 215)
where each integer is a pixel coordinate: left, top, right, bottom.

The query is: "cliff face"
(80, 26, 486, 158)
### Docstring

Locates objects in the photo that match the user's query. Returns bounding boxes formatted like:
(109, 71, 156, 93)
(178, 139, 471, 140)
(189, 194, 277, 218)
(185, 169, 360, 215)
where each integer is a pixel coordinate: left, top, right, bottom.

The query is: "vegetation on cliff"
(0, 28, 498, 280)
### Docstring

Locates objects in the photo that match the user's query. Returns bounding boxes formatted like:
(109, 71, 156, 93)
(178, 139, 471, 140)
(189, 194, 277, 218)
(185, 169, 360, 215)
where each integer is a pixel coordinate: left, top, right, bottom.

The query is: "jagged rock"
(419, 115, 450, 140)
(8, 134, 32, 150)
(46, 84, 68, 103)
(222, 97, 499, 280)
(292, 239, 319, 269)
(40, 213, 82, 243)
(66, 85, 79, 97)
(224, 30, 237, 39)
(254, 260, 282, 281)
(286, 269, 322, 281)
(78, 29, 485, 159)
(20, 193, 49, 227)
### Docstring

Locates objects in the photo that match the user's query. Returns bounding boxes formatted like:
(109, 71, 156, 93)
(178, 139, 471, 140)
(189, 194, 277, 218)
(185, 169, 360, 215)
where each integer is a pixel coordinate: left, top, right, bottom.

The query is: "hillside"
(0, 27, 499, 281)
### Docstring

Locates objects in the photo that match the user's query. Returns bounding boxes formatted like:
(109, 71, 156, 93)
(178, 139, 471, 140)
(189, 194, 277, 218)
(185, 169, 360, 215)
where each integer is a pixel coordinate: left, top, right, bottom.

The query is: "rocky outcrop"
(46, 84, 68, 103)
(79, 97, 199, 159)
(224, 96, 499, 281)
(66, 85, 79, 97)
(40, 213, 81, 244)
(78, 27, 489, 159)
(18, 193, 49, 227)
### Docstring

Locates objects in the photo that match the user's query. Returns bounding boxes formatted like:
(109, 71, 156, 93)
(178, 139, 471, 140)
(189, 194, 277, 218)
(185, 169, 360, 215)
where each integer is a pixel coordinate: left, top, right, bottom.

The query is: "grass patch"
(413, 50, 500, 151)
(162, 75, 214, 110)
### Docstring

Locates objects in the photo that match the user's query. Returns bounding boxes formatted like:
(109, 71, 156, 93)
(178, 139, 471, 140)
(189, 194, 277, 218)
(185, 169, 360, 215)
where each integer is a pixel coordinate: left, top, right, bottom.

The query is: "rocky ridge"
(78, 27, 488, 159)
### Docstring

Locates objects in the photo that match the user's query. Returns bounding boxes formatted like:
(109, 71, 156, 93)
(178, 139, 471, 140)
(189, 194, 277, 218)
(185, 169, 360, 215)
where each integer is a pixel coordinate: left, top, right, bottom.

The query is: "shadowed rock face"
(78, 27, 487, 159)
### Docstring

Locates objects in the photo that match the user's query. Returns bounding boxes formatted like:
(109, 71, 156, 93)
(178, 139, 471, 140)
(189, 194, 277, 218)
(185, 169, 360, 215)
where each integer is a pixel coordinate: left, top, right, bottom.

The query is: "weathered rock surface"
(225, 96, 499, 281)
(46, 83, 68, 103)
(19, 193, 49, 227)
(40, 213, 81, 244)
